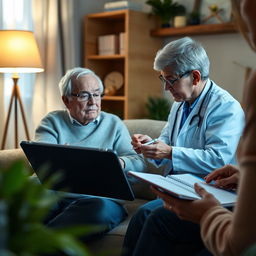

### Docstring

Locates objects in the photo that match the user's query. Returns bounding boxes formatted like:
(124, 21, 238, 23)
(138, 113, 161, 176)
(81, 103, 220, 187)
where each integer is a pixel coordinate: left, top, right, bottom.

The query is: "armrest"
(0, 148, 28, 169)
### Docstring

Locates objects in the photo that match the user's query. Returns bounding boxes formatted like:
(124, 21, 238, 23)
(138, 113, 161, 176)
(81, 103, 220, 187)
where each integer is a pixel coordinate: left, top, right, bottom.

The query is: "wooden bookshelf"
(151, 22, 238, 37)
(87, 54, 125, 60)
(84, 10, 162, 119)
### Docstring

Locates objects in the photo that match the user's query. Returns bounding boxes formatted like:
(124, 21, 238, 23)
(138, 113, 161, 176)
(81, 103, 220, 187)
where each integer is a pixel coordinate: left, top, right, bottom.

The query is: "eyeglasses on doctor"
(71, 91, 102, 102)
(159, 71, 192, 88)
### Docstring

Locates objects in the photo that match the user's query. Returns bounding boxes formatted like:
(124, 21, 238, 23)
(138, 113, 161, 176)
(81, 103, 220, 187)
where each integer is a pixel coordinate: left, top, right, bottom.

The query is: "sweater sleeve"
(201, 159, 256, 256)
(34, 112, 59, 143)
(109, 116, 147, 174)
(201, 71, 256, 256)
(200, 206, 234, 256)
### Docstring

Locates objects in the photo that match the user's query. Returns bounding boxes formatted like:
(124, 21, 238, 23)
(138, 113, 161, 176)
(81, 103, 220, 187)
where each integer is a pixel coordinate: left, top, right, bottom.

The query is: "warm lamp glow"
(0, 30, 44, 149)
(0, 30, 44, 73)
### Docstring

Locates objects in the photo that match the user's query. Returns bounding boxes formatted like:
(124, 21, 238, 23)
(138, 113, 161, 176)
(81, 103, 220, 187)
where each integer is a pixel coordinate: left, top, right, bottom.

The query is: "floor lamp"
(0, 30, 44, 149)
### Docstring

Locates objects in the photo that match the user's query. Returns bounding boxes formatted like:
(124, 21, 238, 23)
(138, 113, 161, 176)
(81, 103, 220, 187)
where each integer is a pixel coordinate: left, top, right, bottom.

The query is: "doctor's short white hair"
(154, 37, 210, 80)
(58, 67, 104, 96)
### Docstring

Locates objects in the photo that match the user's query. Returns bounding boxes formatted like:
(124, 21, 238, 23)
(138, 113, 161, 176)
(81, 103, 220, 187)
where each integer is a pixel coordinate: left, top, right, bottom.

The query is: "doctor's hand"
(140, 140, 172, 160)
(151, 184, 220, 224)
(131, 134, 152, 154)
(204, 164, 240, 190)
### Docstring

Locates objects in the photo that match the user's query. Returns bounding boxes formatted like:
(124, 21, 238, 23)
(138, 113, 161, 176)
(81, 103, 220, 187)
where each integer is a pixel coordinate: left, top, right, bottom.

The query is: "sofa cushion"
(123, 119, 166, 139)
(0, 148, 28, 169)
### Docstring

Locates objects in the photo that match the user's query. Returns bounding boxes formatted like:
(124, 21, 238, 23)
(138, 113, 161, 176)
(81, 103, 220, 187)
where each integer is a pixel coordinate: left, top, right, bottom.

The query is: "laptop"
(20, 141, 135, 200)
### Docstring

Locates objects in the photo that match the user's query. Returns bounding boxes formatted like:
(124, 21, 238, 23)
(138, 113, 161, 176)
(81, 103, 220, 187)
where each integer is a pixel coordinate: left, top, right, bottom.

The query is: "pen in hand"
(143, 139, 158, 145)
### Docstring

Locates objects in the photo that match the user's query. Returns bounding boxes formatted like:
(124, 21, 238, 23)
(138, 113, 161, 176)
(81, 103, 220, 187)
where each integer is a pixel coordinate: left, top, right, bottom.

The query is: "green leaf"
(146, 97, 171, 120)
(146, 0, 186, 24)
(54, 224, 104, 237)
(55, 233, 92, 256)
(0, 161, 28, 198)
(0, 160, 95, 255)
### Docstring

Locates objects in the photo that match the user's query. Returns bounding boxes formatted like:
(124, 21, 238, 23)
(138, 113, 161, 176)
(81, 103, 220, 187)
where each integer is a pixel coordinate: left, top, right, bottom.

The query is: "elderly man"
(35, 67, 145, 240)
(122, 37, 244, 255)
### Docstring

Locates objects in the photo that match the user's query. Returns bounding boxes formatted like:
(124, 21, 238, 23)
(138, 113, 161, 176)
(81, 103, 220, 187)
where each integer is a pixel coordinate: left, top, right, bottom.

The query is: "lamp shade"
(0, 30, 44, 73)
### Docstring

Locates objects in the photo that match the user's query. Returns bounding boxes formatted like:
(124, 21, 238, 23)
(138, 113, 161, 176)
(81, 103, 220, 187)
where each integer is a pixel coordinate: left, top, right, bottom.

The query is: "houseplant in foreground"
(0, 160, 98, 256)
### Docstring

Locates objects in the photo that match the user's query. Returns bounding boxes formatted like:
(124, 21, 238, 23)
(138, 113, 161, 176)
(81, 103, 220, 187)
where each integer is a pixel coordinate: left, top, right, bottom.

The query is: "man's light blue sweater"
(35, 110, 146, 174)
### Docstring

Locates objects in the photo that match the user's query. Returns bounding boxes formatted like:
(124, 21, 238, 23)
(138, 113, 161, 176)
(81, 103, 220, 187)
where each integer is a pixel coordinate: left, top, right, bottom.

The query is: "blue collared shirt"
(67, 110, 100, 126)
(179, 96, 200, 132)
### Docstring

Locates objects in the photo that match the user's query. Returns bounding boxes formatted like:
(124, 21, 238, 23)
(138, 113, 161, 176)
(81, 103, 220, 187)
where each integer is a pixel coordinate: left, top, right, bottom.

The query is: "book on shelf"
(119, 32, 125, 54)
(128, 171, 237, 207)
(104, 1, 142, 11)
(98, 34, 119, 55)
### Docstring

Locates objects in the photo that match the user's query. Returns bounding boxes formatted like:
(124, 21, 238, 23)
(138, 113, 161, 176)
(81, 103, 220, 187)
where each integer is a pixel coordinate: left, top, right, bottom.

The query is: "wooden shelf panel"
(151, 22, 238, 37)
(103, 96, 125, 101)
(86, 10, 127, 19)
(84, 10, 162, 119)
(87, 54, 125, 60)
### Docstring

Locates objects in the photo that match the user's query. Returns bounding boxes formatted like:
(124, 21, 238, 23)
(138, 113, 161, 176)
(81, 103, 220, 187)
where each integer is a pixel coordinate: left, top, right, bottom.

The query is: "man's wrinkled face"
(161, 66, 195, 103)
(63, 75, 101, 125)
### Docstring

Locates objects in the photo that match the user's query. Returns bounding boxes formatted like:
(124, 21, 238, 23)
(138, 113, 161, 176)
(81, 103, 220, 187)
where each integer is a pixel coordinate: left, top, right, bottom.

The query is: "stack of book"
(98, 33, 126, 55)
(98, 34, 119, 55)
(104, 1, 142, 12)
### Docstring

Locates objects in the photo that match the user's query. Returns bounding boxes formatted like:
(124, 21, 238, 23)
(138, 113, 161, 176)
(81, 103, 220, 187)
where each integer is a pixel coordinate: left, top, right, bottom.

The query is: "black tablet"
(20, 141, 134, 200)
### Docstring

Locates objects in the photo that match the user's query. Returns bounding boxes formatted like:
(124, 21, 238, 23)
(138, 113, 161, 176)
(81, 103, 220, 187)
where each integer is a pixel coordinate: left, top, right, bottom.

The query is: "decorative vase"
(174, 16, 186, 28)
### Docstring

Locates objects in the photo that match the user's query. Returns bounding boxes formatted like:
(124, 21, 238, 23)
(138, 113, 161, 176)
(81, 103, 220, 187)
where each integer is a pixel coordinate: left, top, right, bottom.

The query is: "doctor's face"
(160, 66, 196, 103)
(62, 74, 101, 125)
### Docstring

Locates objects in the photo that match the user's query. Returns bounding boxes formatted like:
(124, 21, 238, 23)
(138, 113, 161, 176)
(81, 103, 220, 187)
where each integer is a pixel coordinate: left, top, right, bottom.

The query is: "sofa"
(0, 119, 167, 255)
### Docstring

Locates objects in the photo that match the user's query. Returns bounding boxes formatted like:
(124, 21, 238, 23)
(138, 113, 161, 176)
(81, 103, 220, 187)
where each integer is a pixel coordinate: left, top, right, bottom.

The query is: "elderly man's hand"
(140, 140, 172, 160)
(151, 184, 220, 224)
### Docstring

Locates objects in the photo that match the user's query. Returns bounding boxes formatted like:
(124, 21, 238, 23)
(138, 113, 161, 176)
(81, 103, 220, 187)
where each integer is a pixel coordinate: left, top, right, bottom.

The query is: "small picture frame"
(201, 0, 232, 24)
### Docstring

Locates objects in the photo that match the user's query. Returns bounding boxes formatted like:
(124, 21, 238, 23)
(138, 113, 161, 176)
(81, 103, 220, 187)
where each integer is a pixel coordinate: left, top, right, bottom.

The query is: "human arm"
(34, 111, 61, 143)
(131, 134, 152, 154)
(151, 183, 221, 224)
(170, 92, 244, 175)
(151, 182, 237, 255)
(150, 164, 240, 222)
(201, 71, 256, 255)
(139, 140, 172, 160)
(204, 164, 240, 190)
(201, 159, 256, 256)
(112, 121, 147, 174)
(131, 133, 172, 160)
(151, 160, 256, 255)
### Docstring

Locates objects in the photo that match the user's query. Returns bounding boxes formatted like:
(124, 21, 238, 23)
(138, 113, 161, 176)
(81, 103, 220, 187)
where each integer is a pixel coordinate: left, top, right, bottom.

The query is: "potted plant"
(173, 5, 187, 27)
(0, 160, 97, 256)
(146, 97, 170, 121)
(146, 0, 186, 28)
(188, 11, 201, 25)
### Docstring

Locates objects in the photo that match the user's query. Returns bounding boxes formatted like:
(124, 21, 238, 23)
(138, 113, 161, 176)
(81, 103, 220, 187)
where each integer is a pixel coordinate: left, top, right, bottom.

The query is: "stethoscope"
(170, 82, 213, 144)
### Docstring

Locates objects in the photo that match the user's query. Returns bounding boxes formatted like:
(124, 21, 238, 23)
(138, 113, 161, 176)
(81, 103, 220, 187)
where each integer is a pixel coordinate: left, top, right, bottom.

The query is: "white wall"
(163, 33, 255, 102)
(74, 0, 111, 67)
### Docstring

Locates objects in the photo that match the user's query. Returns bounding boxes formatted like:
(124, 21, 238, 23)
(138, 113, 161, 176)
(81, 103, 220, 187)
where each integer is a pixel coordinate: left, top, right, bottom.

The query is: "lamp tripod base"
(1, 75, 30, 149)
